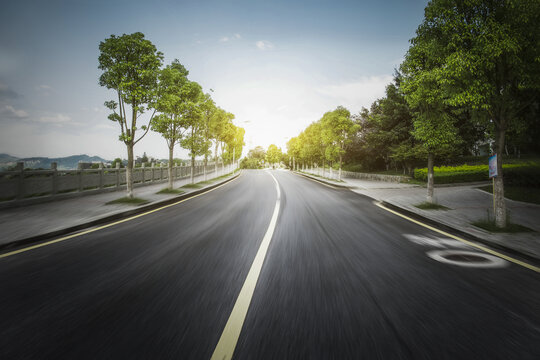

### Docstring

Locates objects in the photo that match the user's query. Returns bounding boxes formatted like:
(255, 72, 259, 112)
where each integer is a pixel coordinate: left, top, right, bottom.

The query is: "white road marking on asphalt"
(403, 234, 472, 249)
(211, 170, 281, 360)
(427, 250, 509, 268)
(376, 201, 540, 273)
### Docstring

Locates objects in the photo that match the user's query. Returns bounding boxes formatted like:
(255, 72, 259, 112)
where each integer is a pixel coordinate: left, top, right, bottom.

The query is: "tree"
(151, 59, 193, 189)
(404, 0, 540, 226)
(241, 146, 266, 169)
(320, 106, 359, 180)
(224, 125, 245, 168)
(99, 32, 163, 198)
(179, 82, 204, 183)
(266, 144, 282, 167)
(199, 93, 217, 180)
(210, 108, 233, 174)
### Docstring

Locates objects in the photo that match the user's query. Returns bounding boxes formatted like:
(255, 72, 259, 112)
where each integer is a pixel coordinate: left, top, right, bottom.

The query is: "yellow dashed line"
(375, 201, 540, 273)
(0, 174, 241, 259)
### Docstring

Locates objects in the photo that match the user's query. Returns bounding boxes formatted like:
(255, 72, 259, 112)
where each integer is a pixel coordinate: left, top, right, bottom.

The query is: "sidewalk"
(297, 170, 540, 262)
(0, 169, 239, 249)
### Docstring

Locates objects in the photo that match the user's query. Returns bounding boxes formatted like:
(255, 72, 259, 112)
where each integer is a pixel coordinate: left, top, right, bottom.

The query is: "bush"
(413, 163, 540, 186)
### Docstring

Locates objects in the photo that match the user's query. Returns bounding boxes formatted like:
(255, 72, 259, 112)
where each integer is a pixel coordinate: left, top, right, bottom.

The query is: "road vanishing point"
(1, 170, 539, 359)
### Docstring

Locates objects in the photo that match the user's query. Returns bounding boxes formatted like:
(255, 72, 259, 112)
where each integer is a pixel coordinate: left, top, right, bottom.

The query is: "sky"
(0, 0, 428, 160)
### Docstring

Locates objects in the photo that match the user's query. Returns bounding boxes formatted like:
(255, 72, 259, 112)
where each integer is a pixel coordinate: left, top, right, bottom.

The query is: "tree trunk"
(427, 152, 434, 204)
(126, 143, 134, 198)
(338, 155, 342, 181)
(214, 143, 218, 176)
(190, 155, 195, 184)
(494, 127, 507, 228)
(204, 155, 208, 181)
(168, 144, 174, 190)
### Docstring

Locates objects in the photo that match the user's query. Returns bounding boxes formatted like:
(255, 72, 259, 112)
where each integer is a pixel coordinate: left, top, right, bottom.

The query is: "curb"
(0, 172, 241, 253)
(294, 171, 353, 189)
(380, 200, 540, 266)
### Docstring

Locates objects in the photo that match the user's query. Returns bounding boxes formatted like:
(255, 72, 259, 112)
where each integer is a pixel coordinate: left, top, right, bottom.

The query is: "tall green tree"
(99, 32, 163, 198)
(179, 82, 204, 183)
(198, 93, 217, 180)
(405, 0, 540, 226)
(224, 125, 245, 168)
(266, 144, 282, 167)
(320, 106, 359, 180)
(150, 59, 194, 190)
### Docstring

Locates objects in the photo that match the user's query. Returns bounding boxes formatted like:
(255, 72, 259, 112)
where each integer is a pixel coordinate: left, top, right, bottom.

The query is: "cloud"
(35, 84, 53, 91)
(0, 83, 20, 102)
(0, 105, 28, 119)
(255, 40, 274, 50)
(37, 113, 71, 124)
(316, 75, 393, 110)
(220, 33, 241, 43)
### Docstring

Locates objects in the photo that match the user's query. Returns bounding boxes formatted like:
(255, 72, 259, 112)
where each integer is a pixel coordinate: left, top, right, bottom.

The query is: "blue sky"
(0, 0, 428, 160)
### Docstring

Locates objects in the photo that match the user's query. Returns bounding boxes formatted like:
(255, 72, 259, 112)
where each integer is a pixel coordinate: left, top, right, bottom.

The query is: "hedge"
(413, 163, 540, 186)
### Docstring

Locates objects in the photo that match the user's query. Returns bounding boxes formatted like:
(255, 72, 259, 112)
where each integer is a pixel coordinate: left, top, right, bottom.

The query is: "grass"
(106, 197, 149, 206)
(156, 188, 185, 195)
(181, 183, 203, 189)
(414, 202, 450, 210)
(472, 220, 534, 233)
(478, 185, 540, 205)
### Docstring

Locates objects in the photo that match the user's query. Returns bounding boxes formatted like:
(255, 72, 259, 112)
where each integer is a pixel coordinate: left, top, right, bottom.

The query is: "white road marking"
(403, 234, 472, 249)
(427, 250, 509, 268)
(211, 170, 281, 360)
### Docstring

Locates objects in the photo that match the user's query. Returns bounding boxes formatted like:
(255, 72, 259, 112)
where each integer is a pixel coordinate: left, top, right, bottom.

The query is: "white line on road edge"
(211, 170, 281, 360)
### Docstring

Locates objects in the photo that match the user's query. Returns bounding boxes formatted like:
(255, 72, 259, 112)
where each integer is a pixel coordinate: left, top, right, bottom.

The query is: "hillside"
(0, 154, 111, 170)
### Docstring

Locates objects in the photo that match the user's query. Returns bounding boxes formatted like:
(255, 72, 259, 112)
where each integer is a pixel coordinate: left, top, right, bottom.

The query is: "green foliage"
(414, 202, 450, 210)
(413, 163, 540, 185)
(240, 157, 262, 169)
(106, 197, 149, 205)
(321, 106, 359, 164)
(156, 188, 185, 195)
(99, 32, 163, 145)
(266, 144, 282, 165)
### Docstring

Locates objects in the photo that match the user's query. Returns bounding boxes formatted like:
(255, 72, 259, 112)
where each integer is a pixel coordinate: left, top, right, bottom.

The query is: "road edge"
(0, 172, 241, 254)
(379, 200, 540, 266)
(293, 171, 353, 189)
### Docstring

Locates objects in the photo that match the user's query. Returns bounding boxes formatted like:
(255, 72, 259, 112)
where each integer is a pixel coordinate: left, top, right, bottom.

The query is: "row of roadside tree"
(98, 32, 244, 198)
(287, 0, 540, 228)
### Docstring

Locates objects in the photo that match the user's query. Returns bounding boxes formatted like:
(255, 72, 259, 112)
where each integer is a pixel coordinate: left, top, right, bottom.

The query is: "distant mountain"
(0, 153, 20, 163)
(0, 154, 111, 170)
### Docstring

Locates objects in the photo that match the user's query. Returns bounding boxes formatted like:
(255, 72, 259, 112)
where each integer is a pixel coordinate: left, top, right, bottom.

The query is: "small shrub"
(413, 163, 540, 185)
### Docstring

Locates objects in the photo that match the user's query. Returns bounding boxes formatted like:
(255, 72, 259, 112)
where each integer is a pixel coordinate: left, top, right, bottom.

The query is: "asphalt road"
(1, 170, 539, 359)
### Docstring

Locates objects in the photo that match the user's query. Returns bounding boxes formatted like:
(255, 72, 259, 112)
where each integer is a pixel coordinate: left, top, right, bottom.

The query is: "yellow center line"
(375, 201, 540, 273)
(211, 170, 281, 360)
(0, 174, 242, 259)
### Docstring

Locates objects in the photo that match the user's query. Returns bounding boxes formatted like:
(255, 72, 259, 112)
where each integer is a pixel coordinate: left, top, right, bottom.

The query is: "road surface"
(1, 170, 539, 359)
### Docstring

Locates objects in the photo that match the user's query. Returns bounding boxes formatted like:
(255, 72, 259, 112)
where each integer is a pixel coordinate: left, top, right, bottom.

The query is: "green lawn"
(156, 188, 185, 195)
(478, 185, 540, 205)
(414, 202, 450, 210)
(181, 183, 203, 189)
(106, 197, 149, 205)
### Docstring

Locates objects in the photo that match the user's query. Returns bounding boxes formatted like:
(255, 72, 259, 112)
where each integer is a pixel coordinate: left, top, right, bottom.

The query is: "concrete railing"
(0, 161, 237, 207)
(301, 167, 408, 183)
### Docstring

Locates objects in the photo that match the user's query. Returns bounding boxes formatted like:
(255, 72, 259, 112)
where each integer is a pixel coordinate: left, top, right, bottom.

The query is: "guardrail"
(0, 161, 236, 207)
